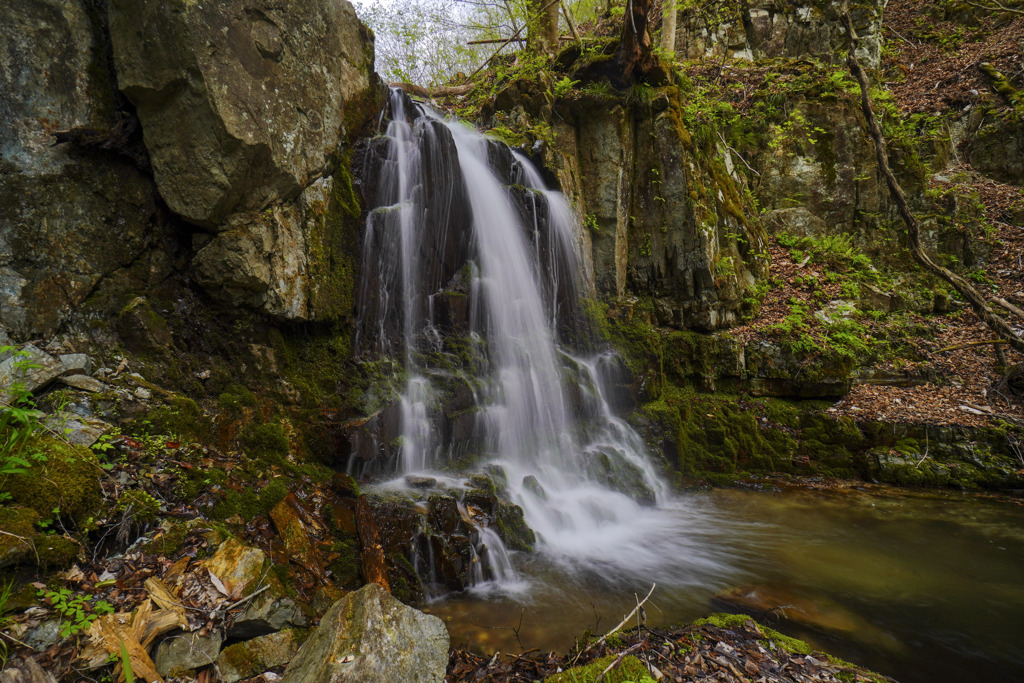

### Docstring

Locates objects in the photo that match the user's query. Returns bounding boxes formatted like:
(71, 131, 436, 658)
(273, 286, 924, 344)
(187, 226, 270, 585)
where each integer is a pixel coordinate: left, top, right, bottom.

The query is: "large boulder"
(107, 0, 377, 228)
(0, 0, 156, 339)
(281, 583, 449, 683)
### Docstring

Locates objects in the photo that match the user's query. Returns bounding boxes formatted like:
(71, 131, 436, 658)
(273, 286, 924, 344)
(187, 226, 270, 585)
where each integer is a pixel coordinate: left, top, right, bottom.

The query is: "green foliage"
(554, 76, 580, 97)
(38, 587, 114, 638)
(0, 347, 47, 478)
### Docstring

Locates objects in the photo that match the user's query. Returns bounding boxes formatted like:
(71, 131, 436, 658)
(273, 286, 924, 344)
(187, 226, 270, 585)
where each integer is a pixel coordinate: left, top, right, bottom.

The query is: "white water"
(361, 89, 729, 592)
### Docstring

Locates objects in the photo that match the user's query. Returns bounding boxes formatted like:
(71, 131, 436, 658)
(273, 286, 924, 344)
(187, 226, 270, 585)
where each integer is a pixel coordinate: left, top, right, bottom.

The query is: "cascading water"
(355, 88, 727, 592)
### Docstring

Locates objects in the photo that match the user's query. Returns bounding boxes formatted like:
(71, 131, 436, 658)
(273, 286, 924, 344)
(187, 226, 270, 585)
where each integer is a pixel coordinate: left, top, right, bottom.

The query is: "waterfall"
(356, 88, 681, 590)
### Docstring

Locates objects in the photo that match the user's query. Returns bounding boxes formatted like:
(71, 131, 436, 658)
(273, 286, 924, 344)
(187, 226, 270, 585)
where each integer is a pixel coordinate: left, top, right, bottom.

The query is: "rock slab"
(281, 583, 449, 683)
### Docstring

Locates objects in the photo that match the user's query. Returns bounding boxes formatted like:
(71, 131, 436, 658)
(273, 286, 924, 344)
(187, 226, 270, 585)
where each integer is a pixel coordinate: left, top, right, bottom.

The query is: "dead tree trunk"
(661, 0, 677, 57)
(841, 4, 1024, 355)
(619, 0, 655, 81)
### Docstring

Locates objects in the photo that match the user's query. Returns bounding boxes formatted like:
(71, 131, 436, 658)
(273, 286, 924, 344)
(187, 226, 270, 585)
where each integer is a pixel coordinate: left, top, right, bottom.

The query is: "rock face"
(281, 583, 449, 683)
(548, 94, 768, 330)
(0, 0, 157, 339)
(672, 0, 883, 69)
(107, 0, 376, 228)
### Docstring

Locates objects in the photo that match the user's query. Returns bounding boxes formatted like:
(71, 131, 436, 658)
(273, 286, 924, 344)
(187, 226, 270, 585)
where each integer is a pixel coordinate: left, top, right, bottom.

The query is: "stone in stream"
(281, 583, 449, 683)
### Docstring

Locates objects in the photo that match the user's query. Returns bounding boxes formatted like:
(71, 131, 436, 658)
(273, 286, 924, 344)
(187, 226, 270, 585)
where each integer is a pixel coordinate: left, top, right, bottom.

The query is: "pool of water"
(424, 485, 1024, 683)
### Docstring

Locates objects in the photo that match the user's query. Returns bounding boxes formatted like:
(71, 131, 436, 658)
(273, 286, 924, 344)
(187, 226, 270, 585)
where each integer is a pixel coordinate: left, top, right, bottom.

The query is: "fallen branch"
(936, 340, 1008, 353)
(994, 297, 1024, 321)
(389, 83, 474, 99)
(962, 0, 1024, 16)
(841, 3, 1024, 355)
(572, 583, 656, 666)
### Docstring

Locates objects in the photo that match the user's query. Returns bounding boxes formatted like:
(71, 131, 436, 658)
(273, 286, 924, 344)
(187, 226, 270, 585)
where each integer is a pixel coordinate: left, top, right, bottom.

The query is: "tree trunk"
(619, 0, 655, 81)
(661, 0, 677, 57)
(527, 0, 560, 55)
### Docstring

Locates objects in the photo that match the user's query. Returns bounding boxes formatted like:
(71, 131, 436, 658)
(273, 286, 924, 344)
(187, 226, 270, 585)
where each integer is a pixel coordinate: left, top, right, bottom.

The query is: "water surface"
(425, 486, 1024, 683)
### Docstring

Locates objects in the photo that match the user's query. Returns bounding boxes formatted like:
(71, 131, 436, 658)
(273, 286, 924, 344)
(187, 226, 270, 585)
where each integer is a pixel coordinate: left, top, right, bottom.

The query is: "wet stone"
(154, 630, 224, 677)
(404, 475, 437, 489)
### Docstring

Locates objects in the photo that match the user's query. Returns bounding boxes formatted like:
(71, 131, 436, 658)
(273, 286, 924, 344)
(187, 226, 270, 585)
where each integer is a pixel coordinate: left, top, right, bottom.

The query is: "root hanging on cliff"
(840, 2, 1024, 357)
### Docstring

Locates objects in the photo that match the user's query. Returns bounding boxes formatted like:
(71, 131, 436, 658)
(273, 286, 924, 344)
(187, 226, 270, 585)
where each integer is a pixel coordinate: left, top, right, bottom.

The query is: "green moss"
(307, 161, 361, 321)
(0, 438, 102, 522)
(239, 421, 290, 464)
(35, 535, 81, 569)
(211, 478, 289, 521)
(146, 396, 212, 443)
(494, 502, 536, 552)
(326, 537, 360, 588)
(116, 490, 161, 522)
(545, 654, 650, 683)
(219, 384, 256, 415)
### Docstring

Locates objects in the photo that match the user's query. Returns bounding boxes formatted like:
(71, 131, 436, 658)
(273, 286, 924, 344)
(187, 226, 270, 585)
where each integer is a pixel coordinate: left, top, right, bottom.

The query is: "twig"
(594, 642, 643, 682)
(572, 584, 655, 666)
(717, 132, 761, 177)
(461, 0, 562, 85)
(561, 1, 581, 43)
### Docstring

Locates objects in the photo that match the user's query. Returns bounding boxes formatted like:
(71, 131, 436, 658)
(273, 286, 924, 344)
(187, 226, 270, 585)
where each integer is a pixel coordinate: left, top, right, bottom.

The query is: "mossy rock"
(211, 478, 289, 521)
(494, 501, 536, 552)
(1, 437, 102, 523)
(0, 506, 39, 568)
(545, 654, 650, 683)
(146, 395, 214, 443)
(239, 421, 291, 463)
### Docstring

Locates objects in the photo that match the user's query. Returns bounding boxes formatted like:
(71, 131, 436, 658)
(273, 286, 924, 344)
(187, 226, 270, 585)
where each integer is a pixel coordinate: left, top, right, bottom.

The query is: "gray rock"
(59, 374, 105, 393)
(44, 414, 105, 447)
(107, 0, 376, 227)
(215, 629, 304, 683)
(23, 620, 61, 652)
(0, 345, 64, 396)
(154, 630, 224, 677)
(281, 583, 449, 683)
(230, 590, 310, 641)
(57, 353, 90, 376)
(0, 656, 58, 683)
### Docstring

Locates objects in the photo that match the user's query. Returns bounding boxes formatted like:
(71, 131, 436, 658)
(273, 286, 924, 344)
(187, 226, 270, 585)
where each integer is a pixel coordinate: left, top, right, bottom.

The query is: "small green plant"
(553, 76, 580, 98)
(38, 587, 114, 637)
(0, 347, 47, 477)
(120, 640, 135, 683)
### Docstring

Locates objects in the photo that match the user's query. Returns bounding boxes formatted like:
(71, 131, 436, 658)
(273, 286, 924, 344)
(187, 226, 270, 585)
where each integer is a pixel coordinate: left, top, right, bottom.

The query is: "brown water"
(424, 486, 1024, 683)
